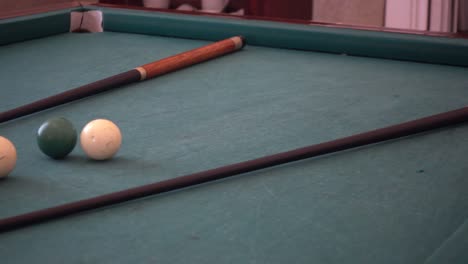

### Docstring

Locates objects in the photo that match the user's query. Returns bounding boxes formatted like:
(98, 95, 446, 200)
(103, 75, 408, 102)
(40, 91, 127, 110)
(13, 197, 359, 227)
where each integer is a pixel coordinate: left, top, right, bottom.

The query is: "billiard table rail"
(1, 5, 468, 67)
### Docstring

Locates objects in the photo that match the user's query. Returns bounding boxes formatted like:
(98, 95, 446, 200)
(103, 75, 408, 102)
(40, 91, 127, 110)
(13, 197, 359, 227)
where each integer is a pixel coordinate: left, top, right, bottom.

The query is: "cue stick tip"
(229, 36, 246, 50)
(238, 36, 247, 48)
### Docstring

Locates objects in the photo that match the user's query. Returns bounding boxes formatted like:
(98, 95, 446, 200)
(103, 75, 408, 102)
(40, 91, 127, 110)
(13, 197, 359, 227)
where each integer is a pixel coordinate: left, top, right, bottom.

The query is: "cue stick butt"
(1, 106, 468, 233)
(136, 36, 245, 81)
(0, 70, 141, 123)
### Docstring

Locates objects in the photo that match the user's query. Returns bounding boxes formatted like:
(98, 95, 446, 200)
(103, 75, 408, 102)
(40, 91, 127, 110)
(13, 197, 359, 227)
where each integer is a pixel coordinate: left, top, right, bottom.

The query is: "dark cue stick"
(1, 106, 468, 232)
(0, 36, 245, 123)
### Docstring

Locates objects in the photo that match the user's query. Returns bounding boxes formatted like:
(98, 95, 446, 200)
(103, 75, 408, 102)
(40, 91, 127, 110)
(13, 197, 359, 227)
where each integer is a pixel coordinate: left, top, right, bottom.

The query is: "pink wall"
(385, 0, 429, 30)
(460, 0, 468, 32)
(0, 0, 74, 12)
(429, 0, 454, 32)
(313, 0, 385, 27)
(385, 0, 462, 32)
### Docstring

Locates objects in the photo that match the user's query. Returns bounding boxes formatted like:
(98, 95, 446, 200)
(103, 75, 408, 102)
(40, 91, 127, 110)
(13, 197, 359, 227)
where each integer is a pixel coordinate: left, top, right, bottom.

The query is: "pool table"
(1, 4, 468, 264)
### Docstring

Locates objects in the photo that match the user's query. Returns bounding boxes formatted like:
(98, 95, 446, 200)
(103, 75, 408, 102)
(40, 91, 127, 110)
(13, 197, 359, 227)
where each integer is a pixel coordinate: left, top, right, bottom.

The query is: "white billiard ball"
(80, 119, 122, 160)
(0, 136, 17, 178)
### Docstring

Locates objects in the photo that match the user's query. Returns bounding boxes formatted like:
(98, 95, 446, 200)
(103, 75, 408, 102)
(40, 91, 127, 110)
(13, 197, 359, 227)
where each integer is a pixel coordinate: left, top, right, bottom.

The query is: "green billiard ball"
(37, 117, 77, 159)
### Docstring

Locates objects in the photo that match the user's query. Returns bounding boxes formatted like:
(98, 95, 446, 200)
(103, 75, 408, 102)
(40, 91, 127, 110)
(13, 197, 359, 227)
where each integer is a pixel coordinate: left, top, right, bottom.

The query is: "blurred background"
(1, 0, 467, 33)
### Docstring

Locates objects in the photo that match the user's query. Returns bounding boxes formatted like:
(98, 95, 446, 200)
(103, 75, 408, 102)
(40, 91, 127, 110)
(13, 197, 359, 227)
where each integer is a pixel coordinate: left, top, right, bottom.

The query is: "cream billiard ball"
(80, 119, 122, 160)
(0, 136, 17, 178)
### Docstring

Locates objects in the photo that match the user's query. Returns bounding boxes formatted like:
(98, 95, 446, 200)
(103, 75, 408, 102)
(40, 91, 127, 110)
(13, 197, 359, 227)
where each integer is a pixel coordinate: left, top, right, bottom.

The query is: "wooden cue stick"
(0, 36, 245, 123)
(1, 106, 468, 232)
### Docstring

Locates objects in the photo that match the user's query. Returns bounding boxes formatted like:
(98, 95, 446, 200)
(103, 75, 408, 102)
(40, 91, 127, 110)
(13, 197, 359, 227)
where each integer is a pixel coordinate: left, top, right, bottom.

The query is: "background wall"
(0, 0, 74, 12)
(385, 0, 429, 31)
(1, 0, 467, 33)
(460, 0, 468, 31)
(313, 0, 385, 27)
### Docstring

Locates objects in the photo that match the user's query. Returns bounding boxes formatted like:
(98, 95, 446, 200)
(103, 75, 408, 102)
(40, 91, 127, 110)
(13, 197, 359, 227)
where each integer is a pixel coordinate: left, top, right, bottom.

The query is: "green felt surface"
(1, 13, 468, 264)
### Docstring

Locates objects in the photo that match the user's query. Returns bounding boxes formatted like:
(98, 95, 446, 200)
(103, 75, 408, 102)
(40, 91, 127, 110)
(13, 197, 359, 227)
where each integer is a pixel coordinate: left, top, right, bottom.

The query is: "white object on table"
(177, 4, 197, 11)
(70, 11, 103, 33)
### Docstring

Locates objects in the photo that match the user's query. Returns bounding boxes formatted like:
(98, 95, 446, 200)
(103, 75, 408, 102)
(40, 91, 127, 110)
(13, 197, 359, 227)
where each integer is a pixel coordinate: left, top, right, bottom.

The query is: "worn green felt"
(424, 220, 468, 264)
(1, 12, 468, 264)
